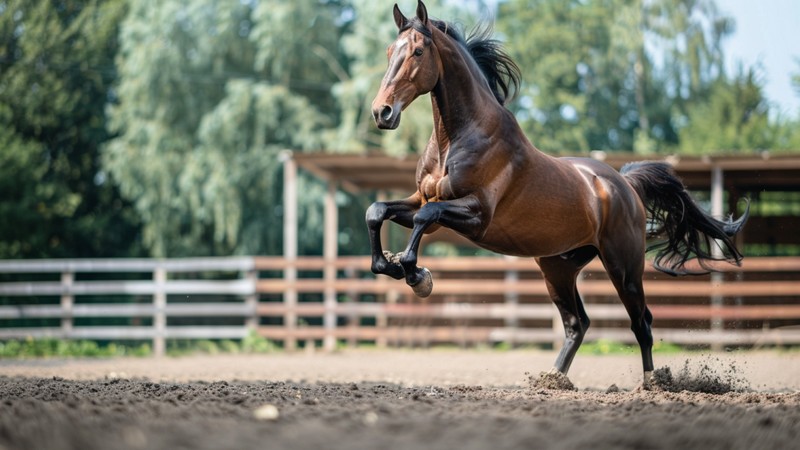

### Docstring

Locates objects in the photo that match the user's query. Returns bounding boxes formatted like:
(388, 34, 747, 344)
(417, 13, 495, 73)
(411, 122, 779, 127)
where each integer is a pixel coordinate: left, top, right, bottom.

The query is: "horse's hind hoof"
(410, 267, 433, 298)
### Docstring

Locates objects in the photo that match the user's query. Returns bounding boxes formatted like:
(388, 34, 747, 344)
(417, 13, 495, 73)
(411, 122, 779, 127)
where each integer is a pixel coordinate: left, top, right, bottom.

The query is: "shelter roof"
(292, 151, 800, 194)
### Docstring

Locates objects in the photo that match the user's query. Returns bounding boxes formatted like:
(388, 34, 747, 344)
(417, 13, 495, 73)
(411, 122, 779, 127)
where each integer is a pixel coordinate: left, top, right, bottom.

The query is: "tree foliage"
(0, 0, 141, 258)
(677, 67, 782, 153)
(496, 0, 734, 153)
(104, 0, 342, 256)
(2, 0, 799, 258)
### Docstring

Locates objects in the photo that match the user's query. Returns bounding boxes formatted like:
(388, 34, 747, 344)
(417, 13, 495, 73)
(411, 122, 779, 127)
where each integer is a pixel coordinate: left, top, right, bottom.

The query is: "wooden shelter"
(283, 150, 800, 255)
(278, 150, 800, 351)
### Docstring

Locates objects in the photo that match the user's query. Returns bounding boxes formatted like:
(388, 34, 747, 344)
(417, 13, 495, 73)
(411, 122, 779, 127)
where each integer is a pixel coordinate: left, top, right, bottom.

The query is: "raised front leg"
(398, 196, 489, 297)
(365, 194, 422, 280)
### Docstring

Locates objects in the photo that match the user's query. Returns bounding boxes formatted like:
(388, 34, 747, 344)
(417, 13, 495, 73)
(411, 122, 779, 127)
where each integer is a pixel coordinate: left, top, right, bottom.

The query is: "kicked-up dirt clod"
(652, 357, 751, 394)
(527, 370, 577, 391)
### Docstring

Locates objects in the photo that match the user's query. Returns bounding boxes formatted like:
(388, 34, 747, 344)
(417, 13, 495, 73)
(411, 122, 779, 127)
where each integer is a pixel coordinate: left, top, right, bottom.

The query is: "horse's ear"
(416, 1, 429, 25)
(393, 4, 408, 30)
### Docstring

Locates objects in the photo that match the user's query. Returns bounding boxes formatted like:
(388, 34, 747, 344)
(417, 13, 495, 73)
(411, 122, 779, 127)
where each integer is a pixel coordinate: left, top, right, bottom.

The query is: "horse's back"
(561, 156, 647, 244)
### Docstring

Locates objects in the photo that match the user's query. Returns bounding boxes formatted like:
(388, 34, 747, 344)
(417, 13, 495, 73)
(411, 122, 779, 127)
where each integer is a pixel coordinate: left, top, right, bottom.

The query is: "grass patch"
(0, 331, 277, 358)
(166, 331, 278, 356)
(0, 337, 151, 358)
(578, 339, 684, 355)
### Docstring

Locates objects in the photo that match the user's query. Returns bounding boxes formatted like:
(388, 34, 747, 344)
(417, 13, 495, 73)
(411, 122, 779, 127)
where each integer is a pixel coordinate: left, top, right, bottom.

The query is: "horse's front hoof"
(410, 267, 433, 298)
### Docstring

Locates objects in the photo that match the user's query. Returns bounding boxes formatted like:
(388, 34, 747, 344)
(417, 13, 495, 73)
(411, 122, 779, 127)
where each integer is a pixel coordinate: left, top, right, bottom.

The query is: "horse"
(365, 1, 749, 388)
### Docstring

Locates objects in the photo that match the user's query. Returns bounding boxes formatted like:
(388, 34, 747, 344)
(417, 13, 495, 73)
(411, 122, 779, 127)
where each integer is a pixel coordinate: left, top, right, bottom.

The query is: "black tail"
(621, 161, 750, 276)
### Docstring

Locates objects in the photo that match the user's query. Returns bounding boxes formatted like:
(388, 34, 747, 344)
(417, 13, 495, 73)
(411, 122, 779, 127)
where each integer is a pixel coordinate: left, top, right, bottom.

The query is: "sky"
(720, 0, 800, 119)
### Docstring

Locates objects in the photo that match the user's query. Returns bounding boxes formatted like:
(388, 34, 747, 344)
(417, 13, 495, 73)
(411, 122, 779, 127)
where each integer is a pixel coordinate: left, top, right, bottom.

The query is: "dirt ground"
(1, 350, 799, 450)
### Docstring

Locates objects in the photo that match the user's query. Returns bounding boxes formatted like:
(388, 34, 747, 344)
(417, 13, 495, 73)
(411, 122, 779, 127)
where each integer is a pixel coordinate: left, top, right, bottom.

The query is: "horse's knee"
(365, 202, 387, 228)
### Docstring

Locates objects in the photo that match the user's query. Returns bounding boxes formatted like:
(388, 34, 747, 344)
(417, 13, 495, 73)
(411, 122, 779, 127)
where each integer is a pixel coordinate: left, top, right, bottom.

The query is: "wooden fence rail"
(1, 256, 799, 356)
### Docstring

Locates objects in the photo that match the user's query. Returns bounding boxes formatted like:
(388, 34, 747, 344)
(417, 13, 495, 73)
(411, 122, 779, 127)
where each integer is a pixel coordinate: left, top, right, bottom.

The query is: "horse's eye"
(413, 48, 423, 57)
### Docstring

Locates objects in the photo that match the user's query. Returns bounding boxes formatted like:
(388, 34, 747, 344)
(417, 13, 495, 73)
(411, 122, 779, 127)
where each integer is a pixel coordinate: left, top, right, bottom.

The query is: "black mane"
(403, 18, 521, 105)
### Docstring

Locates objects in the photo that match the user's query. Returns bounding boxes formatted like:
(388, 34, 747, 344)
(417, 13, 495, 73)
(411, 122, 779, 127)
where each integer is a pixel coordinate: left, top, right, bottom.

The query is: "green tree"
(498, 0, 631, 152)
(0, 0, 141, 258)
(677, 67, 782, 153)
(496, 0, 734, 153)
(104, 0, 343, 256)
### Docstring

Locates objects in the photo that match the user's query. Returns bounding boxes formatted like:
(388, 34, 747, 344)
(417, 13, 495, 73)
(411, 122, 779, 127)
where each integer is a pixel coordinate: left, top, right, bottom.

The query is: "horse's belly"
(476, 210, 597, 257)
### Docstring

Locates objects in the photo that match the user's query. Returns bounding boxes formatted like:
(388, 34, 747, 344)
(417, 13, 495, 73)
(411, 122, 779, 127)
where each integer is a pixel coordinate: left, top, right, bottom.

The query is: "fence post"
(710, 164, 724, 350)
(282, 150, 298, 352)
(323, 181, 339, 352)
(375, 190, 389, 349)
(345, 265, 358, 349)
(244, 268, 258, 332)
(153, 266, 166, 357)
(60, 271, 74, 338)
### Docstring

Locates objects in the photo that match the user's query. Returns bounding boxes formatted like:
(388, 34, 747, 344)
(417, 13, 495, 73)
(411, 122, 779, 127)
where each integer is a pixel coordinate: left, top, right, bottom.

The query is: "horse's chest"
(419, 174, 443, 203)
(418, 148, 472, 203)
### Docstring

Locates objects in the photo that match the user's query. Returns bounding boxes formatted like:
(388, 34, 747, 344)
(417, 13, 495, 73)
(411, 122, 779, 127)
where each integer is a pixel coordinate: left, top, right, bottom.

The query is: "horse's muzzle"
(373, 104, 401, 130)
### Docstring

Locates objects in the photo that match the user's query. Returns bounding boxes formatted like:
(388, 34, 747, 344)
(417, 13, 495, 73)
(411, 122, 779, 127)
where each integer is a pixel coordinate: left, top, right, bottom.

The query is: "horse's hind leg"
(537, 246, 597, 374)
(599, 244, 655, 388)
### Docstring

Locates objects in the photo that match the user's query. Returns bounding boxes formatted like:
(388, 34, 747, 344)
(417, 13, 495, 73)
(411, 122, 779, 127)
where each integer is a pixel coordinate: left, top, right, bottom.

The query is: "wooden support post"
(282, 151, 298, 352)
(345, 265, 358, 349)
(153, 266, 167, 357)
(375, 190, 389, 349)
(710, 164, 724, 350)
(323, 181, 338, 352)
(60, 271, 74, 338)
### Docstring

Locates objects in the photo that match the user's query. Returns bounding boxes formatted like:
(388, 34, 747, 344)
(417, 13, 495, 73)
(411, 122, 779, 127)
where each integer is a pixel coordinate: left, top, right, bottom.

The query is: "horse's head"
(372, 1, 440, 130)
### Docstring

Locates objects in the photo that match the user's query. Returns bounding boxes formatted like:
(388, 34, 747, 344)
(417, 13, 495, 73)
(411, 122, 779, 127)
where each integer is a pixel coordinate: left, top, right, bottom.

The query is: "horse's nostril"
(380, 105, 394, 122)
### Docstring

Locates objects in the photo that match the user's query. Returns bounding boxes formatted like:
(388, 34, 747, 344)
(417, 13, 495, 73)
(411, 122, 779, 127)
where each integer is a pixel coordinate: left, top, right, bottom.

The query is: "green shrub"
(0, 333, 277, 358)
(0, 337, 151, 358)
(241, 330, 277, 353)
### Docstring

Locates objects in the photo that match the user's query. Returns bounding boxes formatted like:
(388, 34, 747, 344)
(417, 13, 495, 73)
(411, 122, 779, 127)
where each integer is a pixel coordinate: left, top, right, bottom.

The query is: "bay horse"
(365, 1, 749, 387)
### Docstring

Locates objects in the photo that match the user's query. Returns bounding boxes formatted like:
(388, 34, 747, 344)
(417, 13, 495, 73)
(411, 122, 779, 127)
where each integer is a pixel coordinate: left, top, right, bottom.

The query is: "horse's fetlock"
(398, 252, 416, 268)
(370, 260, 386, 275)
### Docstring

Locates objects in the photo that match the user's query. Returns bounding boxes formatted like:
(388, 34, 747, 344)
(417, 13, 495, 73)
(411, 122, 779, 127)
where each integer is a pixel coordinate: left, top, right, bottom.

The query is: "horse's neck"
(429, 67, 554, 172)
(426, 29, 551, 172)
(429, 35, 501, 147)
